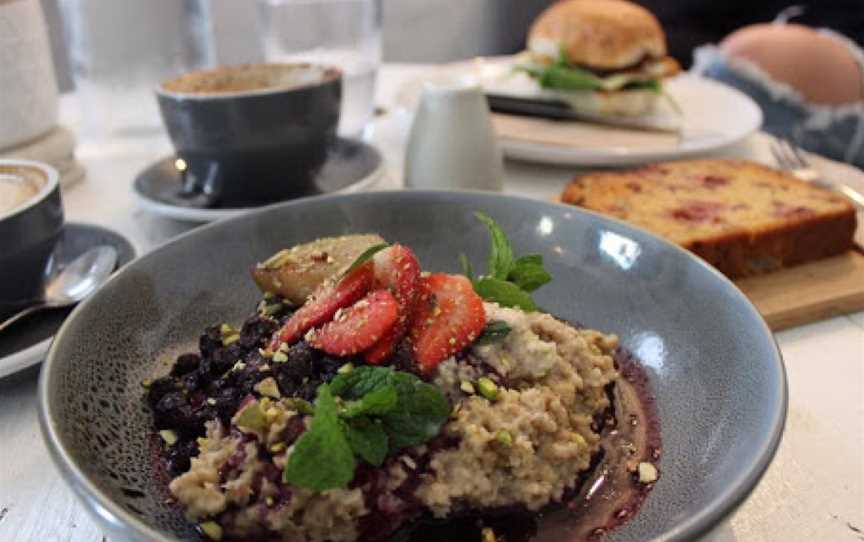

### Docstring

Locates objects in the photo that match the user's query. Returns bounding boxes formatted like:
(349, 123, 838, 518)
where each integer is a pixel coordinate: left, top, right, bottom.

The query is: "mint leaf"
(330, 366, 394, 400)
(344, 417, 389, 466)
(508, 255, 552, 293)
(287, 368, 451, 489)
(473, 277, 537, 311)
(343, 385, 398, 418)
(383, 373, 451, 451)
(475, 320, 512, 345)
(283, 385, 355, 490)
(475, 212, 514, 280)
(459, 253, 475, 282)
(342, 243, 390, 278)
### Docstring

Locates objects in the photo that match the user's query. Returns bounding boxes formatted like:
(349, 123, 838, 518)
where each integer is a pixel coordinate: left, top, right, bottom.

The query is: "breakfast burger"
(517, 0, 680, 116)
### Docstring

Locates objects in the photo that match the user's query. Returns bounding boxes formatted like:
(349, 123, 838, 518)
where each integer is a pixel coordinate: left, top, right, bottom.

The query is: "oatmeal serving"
(146, 214, 660, 542)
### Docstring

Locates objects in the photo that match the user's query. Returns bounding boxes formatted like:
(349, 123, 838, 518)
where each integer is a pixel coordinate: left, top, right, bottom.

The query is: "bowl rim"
(38, 189, 787, 542)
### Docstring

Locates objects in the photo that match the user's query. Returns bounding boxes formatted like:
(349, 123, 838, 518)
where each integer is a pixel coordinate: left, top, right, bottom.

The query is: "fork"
(770, 136, 864, 209)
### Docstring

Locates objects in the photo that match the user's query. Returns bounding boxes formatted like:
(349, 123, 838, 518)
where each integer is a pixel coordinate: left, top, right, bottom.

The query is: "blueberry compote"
(147, 298, 661, 542)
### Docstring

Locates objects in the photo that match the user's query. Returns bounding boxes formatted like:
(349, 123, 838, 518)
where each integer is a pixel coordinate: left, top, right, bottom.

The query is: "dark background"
(646, 0, 864, 67)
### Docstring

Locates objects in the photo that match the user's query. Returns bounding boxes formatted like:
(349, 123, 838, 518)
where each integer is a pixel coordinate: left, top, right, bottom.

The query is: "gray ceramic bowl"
(39, 191, 786, 542)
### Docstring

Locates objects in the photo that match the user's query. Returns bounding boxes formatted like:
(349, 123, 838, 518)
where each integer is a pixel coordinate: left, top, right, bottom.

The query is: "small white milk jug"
(405, 82, 503, 191)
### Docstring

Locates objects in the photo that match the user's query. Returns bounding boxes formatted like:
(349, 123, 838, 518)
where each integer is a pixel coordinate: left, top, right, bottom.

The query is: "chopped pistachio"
(231, 361, 247, 372)
(259, 348, 274, 359)
(259, 364, 271, 372)
(495, 430, 513, 447)
(477, 377, 498, 401)
(481, 527, 497, 542)
(235, 400, 267, 432)
(337, 363, 354, 375)
(200, 520, 223, 541)
(459, 380, 476, 394)
(141, 378, 152, 388)
(262, 302, 284, 316)
(278, 342, 290, 353)
(206, 398, 217, 406)
(265, 407, 281, 424)
(272, 351, 289, 363)
(570, 432, 587, 448)
(222, 333, 240, 346)
(266, 496, 275, 507)
(197, 437, 209, 448)
(263, 291, 274, 300)
(219, 323, 234, 335)
(261, 249, 297, 269)
(638, 462, 659, 484)
(288, 398, 315, 415)
(270, 442, 286, 453)
(255, 377, 281, 399)
(159, 429, 178, 446)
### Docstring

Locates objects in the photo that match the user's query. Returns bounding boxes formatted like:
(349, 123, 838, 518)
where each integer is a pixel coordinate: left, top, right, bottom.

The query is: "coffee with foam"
(0, 164, 46, 216)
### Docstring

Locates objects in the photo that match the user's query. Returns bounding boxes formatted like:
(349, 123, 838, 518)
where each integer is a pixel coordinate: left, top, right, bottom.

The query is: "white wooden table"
(0, 64, 862, 542)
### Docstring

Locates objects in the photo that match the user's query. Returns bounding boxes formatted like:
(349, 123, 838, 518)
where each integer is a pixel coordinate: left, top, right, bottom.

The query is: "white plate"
(396, 57, 763, 166)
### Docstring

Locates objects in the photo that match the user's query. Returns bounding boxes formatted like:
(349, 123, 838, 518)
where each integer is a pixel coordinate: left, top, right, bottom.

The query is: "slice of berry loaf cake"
(561, 159, 857, 278)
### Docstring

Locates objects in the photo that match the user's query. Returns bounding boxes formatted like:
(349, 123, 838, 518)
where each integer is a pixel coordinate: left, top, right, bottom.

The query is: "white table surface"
(0, 64, 862, 542)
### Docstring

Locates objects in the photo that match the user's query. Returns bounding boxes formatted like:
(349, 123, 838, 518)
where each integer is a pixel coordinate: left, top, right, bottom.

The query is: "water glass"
(59, 0, 215, 140)
(257, 0, 382, 139)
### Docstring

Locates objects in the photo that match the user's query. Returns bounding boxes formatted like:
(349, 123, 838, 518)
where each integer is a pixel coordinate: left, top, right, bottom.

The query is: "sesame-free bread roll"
(561, 159, 857, 278)
(528, 0, 667, 70)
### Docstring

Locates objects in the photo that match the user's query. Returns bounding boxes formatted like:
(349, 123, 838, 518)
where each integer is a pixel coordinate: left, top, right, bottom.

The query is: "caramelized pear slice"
(251, 234, 386, 305)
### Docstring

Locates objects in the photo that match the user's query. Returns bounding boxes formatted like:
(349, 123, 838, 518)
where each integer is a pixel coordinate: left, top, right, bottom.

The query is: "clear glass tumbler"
(256, 0, 382, 139)
(59, 0, 215, 140)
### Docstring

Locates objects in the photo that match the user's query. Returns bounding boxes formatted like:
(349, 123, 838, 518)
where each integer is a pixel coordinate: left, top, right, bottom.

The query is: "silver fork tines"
(770, 136, 864, 209)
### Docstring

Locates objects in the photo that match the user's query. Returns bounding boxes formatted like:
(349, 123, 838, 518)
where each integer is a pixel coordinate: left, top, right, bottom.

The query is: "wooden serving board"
(735, 248, 864, 331)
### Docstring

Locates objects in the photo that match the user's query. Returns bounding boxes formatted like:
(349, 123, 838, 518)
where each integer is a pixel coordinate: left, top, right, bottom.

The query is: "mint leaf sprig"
(283, 367, 450, 491)
(461, 212, 552, 311)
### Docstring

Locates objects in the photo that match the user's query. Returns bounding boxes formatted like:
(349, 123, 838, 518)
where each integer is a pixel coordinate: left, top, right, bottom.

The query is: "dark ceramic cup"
(156, 63, 342, 207)
(0, 160, 63, 319)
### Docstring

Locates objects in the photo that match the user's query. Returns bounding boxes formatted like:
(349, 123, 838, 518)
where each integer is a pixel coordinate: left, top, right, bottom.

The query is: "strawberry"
(408, 273, 486, 373)
(309, 289, 399, 356)
(270, 262, 374, 349)
(364, 245, 421, 364)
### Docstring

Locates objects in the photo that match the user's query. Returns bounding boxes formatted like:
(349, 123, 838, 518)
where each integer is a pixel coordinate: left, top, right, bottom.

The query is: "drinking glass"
(257, 0, 382, 139)
(58, 0, 215, 140)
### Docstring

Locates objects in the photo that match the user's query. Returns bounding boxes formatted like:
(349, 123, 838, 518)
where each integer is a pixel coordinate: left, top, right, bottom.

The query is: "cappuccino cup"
(0, 160, 63, 318)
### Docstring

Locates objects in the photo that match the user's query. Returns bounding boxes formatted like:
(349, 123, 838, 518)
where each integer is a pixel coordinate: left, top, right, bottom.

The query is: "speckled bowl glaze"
(39, 191, 787, 542)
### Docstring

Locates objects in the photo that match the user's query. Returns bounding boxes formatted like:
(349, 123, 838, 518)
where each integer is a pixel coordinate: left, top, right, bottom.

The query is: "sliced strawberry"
(270, 262, 374, 350)
(309, 290, 399, 356)
(408, 273, 486, 373)
(365, 244, 421, 364)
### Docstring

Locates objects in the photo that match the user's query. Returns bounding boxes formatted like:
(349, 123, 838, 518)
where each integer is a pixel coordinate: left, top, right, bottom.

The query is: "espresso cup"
(0, 159, 63, 318)
(156, 63, 342, 207)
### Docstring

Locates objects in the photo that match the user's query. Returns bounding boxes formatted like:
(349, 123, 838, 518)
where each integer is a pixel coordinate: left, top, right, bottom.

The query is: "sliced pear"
(251, 234, 386, 305)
